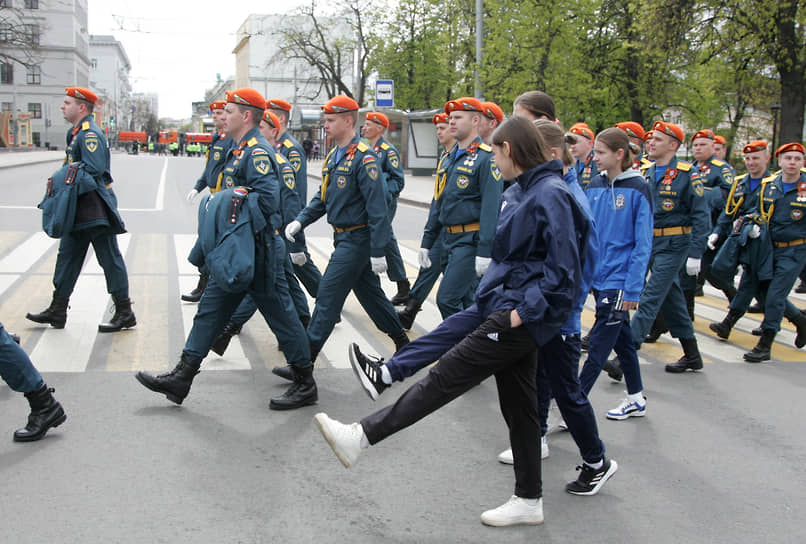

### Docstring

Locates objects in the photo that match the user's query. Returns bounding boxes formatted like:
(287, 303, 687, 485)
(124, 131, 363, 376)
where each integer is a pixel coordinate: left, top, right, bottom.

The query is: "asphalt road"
(0, 153, 804, 543)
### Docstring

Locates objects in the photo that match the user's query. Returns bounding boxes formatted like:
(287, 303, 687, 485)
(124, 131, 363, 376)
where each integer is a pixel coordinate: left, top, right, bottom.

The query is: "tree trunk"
(778, 67, 805, 144)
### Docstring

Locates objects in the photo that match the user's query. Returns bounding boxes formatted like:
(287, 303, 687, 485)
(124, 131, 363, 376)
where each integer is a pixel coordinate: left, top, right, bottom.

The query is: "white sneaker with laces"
(497, 437, 549, 465)
(314, 413, 363, 468)
(606, 396, 647, 420)
(480, 496, 544, 527)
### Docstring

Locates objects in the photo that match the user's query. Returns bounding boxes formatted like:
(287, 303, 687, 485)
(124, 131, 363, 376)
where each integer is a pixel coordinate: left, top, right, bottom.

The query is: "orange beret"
(569, 123, 594, 141)
(643, 130, 654, 142)
(652, 121, 684, 143)
(209, 100, 226, 111)
(262, 110, 280, 128)
(432, 113, 449, 125)
(775, 142, 806, 157)
(714, 134, 727, 145)
(742, 141, 767, 154)
(481, 102, 503, 123)
(322, 95, 359, 113)
(445, 97, 483, 113)
(691, 129, 715, 142)
(615, 122, 645, 140)
(266, 98, 291, 112)
(226, 88, 265, 109)
(366, 111, 389, 127)
(65, 87, 98, 104)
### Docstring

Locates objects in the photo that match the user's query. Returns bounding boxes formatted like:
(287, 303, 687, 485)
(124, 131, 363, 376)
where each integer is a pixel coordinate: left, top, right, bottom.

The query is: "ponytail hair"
(596, 127, 632, 171)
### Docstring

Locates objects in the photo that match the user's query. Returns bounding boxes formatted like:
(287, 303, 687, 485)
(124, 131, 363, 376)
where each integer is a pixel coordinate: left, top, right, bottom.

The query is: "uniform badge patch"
(253, 156, 270, 175)
(723, 170, 734, 185)
(85, 137, 98, 153)
(792, 209, 803, 220)
(491, 162, 502, 181)
(615, 193, 626, 209)
(233, 187, 248, 197)
(457, 175, 470, 189)
(692, 179, 705, 197)
(337, 176, 347, 188)
(283, 167, 296, 190)
(213, 151, 221, 161)
(367, 164, 379, 181)
(389, 152, 399, 169)
(225, 176, 234, 188)
(662, 199, 675, 210)
(288, 150, 302, 172)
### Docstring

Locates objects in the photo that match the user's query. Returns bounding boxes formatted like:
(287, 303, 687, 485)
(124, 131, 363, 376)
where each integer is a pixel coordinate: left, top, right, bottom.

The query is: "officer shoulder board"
(247, 137, 258, 147)
(711, 158, 726, 167)
(283, 139, 294, 149)
(676, 161, 692, 172)
(380, 142, 390, 150)
(479, 143, 492, 153)
(356, 141, 370, 153)
(735, 173, 748, 182)
(81, 121, 90, 131)
(640, 158, 653, 171)
(275, 153, 287, 164)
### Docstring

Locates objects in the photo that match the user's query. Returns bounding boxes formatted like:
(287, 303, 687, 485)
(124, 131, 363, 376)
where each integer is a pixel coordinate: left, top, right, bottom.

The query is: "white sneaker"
(497, 437, 549, 465)
(480, 496, 544, 527)
(606, 396, 647, 420)
(314, 413, 363, 468)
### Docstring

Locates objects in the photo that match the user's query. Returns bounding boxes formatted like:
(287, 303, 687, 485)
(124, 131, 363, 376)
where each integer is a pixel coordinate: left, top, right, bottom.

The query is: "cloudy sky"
(88, 0, 309, 118)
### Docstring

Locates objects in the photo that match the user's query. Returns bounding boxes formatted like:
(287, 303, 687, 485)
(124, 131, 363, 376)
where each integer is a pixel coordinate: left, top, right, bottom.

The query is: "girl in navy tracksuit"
(580, 128, 653, 419)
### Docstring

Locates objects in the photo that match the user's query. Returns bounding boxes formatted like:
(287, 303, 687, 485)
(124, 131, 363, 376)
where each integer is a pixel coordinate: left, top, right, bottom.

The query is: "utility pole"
(474, 0, 483, 99)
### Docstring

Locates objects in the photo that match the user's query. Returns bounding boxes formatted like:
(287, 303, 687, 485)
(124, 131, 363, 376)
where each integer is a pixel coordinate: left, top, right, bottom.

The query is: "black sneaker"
(602, 357, 623, 382)
(565, 458, 618, 496)
(580, 332, 590, 351)
(348, 343, 389, 401)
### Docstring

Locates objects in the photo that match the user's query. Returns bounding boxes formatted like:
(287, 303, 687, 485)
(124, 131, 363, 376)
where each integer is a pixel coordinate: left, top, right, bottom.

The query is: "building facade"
(89, 34, 132, 137)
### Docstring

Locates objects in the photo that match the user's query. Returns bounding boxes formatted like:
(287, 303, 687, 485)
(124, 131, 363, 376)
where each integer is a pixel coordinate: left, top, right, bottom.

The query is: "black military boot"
(665, 337, 703, 373)
(98, 297, 137, 333)
(747, 300, 763, 313)
(723, 285, 737, 302)
(791, 311, 806, 349)
(390, 280, 411, 306)
(135, 354, 200, 404)
(13, 384, 66, 442)
(684, 290, 696, 321)
(390, 331, 409, 353)
(181, 273, 208, 303)
(644, 315, 668, 343)
(743, 329, 776, 363)
(602, 357, 623, 381)
(397, 299, 421, 330)
(272, 341, 314, 382)
(269, 365, 318, 410)
(26, 293, 69, 329)
(795, 281, 806, 294)
(709, 309, 744, 340)
(210, 322, 242, 356)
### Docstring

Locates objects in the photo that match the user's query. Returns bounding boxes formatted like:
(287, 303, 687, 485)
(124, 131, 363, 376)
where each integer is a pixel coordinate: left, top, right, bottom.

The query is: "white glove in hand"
(285, 220, 302, 242)
(370, 256, 387, 275)
(707, 233, 719, 251)
(475, 256, 491, 277)
(186, 189, 199, 203)
(749, 224, 761, 239)
(686, 257, 701, 276)
(418, 248, 432, 269)
(289, 252, 307, 266)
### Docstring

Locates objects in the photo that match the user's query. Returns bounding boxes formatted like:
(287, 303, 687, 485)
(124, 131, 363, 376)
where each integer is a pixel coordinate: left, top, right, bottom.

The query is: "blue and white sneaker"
(606, 396, 646, 420)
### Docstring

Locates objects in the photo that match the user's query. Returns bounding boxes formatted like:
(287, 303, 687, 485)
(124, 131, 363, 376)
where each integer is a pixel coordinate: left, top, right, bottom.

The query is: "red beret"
(742, 141, 767, 154)
(691, 129, 715, 142)
(432, 113, 449, 125)
(65, 87, 98, 104)
(652, 121, 684, 143)
(643, 130, 654, 142)
(445, 97, 483, 113)
(266, 98, 292, 112)
(775, 142, 806, 157)
(615, 121, 645, 140)
(481, 102, 503, 123)
(226, 88, 265, 109)
(365, 111, 389, 127)
(569, 123, 594, 141)
(262, 110, 280, 128)
(209, 100, 226, 111)
(322, 95, 359, 113)
(714, 134, 727, 145)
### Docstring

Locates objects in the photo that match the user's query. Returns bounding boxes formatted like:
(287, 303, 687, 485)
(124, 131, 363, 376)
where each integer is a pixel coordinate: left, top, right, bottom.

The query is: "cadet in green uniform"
(27, 87, 135, 333)
(568, 123, 599, 190)
(284, 95, 408, 366)
(741, 143, 806, 362)
(135, 88, 315, 410)
(362, 111, 410, 304)
(630, 121, 709, 373)
(419, 97, 503, 318)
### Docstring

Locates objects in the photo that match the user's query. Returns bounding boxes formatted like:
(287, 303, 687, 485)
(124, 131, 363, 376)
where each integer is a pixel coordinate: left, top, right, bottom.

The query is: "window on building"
(91, 58, 98, 69)
(0, 23, 12, 42)
(24, 24, 39, 46)
(1, 102, 12, 111)
(28, 102, 41, 118)
(32, 132, 41, 147)
(0, 63, 12, 84)
(26, 0, 40, 7)
(26, 65, 40, 85)
(0, 0, 12, 8)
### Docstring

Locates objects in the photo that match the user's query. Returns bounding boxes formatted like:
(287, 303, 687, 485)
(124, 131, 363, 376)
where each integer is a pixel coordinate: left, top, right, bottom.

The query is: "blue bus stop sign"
(376, 80, 394, 108)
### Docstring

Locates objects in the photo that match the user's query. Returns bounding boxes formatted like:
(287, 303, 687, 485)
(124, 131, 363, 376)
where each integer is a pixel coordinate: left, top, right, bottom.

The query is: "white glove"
(285, 220, 302, 242)
(418, 248, 432, 269)
(186, 188, 199, 202)
(748, 224, 761, 239)
(370, 256, 387, 275)
(707, 233, 719, 251)
(685, 257, 701, 276)
(475, 256, 491, 277)
(289, 252, 307, 266)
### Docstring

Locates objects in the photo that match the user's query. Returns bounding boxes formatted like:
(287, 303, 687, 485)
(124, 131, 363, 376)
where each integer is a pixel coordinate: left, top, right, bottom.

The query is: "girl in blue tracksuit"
(314, 117, 606, 526)
(581, 128, 653, 419)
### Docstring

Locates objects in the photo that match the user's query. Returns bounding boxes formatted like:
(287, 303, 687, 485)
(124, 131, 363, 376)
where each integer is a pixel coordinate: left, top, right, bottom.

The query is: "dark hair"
(533, 119, 573, 166)
(596, 127, 632, 171)
(235, 103, 265, 126)
(273, 109, 289, 124)
(513, 91, 556, 121)
(491, 116, 551, 172)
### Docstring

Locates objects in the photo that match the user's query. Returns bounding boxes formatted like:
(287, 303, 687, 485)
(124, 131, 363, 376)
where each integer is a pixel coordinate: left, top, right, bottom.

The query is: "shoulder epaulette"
(81, 121, 90, 131)
(640, 158, 653, 169)
(479, 143, 492, 152)
(762, 174, 777, 183)
(275, 152, 287, 164)
(801, 167, 806, 173)
(247, 137, 258, 147)
(324, 147, 337, 163)
(380, 142, 390, 150)
(357, 141, 369, 152)
(283, 139, 293, 149)
(676, 161, 692, 172)
(711, 158, 725, 167)
(735, 173, 748, 182)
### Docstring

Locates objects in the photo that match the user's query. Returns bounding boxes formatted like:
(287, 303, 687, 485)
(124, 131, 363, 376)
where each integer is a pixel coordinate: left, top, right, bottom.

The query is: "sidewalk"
(0, 149, 64, 169)
(307, 158, 434, 208)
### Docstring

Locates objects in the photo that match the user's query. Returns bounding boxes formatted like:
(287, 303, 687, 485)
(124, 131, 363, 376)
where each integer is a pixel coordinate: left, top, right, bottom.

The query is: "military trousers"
(383, 197, 407, 283)
(435, 230, 478, 318)
(0, 322, 44, 393)
(53, 230, 129, 300)
(760, 245, 806, 332)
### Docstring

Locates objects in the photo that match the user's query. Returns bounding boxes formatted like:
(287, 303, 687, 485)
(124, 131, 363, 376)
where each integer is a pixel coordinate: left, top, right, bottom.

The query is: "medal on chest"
(798, 181, 806, 202)
(662, 168, 678, 186)
(699, 164, 710, 176)
(463, 141, 480, 167)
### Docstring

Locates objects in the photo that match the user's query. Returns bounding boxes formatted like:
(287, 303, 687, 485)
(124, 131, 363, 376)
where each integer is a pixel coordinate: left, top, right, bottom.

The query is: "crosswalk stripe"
(173, 233, 199, 276)
(0, 232, 57, 274)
